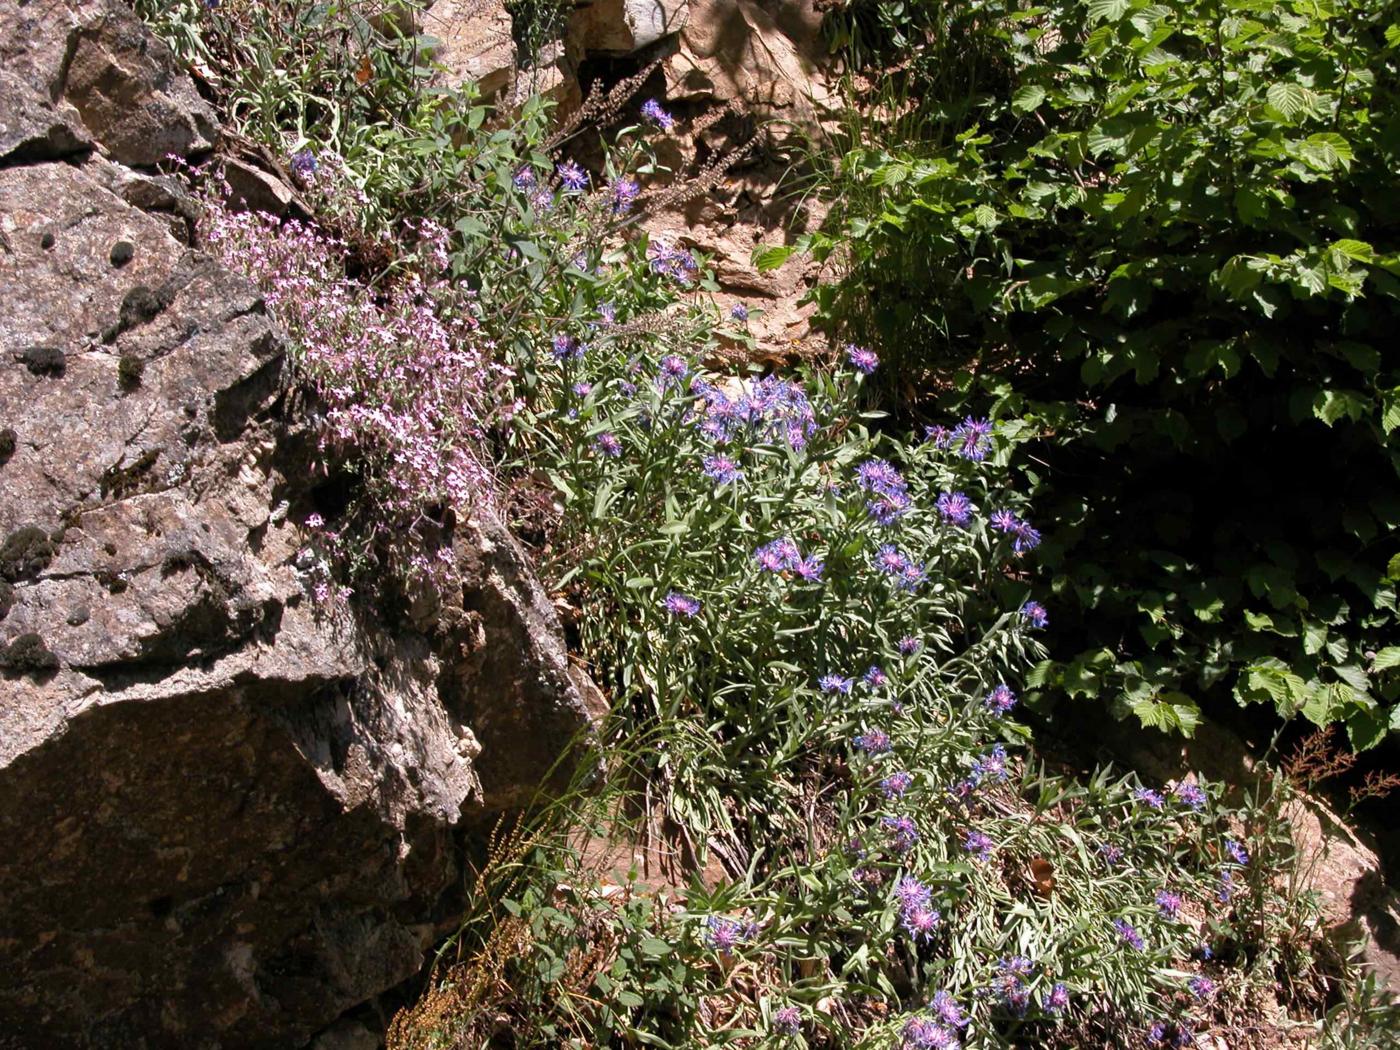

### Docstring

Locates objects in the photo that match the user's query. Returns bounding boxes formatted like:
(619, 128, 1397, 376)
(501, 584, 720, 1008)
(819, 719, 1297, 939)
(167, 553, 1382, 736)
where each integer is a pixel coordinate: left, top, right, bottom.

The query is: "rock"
(423, 0, 518, 98)
(223, 158, 297, 217)
(0, 10, 590, 1047)
(0, 0, 216, 166)
(573, 0, 690, 53)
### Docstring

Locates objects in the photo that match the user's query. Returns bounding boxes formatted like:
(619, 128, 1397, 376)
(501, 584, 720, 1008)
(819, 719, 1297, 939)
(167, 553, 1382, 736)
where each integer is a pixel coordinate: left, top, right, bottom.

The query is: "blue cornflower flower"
(951, 416, 993, 460)
(875, 544, 910, 575)
(572, 382, 593, 397)
(702, 454, 743, 485)
(894, 875, 932, 912)
(551, 334, 584, 362)
(755, 538, 801, 574)
(1134, 787, 1166, 809)
(772, 1006, 801, 1034)
(1189, 976, 1216, 1000)
(610, 176, 640, 214)
(935, 491, 973, 527)
(924, 424, 952, 448)
(1225, 838, 1250, 865)
(898, 635, 922, 655)
(1044, 982, 1070, 1013)
(1218, 869, 1235, 903)
(593, 432, 621, 457)
(864, 665, 889, 688)
(846, 344, 879, 374)
(557, 159, 588, 191)
(1156, 890, 1182, 918)
(855, 458, 907, 497)
(289, 149, 318, 179)
(963, 830, 994, 860)
(855, 729, 892, 755)
(819, 674, 854, 695)
(1113, 918, 1145, 951)
(930, 991, 968, 1030)
(1173, 781, 1206, 810)
(657, 354, 689, 388)
(640, 98, 675, 129)
(882, 814, 919, 853)
(512, 166, 536, 190)
(901, 904, 941, 942)
(663, 591, 700, 617)
(867, 489, 912, 526)
(730, 303, 748, 321)
(1098, 843, 1124, 866)
(705, 916, 745, 954)
(794, 555, 824, 581)
(881, 771, 913, 798)
(984, 684, 1017, 715)
(1020, 600, 1049, 628)
(970, 744, 1009, 784)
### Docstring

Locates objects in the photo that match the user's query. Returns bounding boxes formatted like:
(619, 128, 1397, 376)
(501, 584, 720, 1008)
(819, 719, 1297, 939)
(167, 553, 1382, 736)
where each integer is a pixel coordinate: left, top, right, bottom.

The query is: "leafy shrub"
(786, 0, 1400, 747)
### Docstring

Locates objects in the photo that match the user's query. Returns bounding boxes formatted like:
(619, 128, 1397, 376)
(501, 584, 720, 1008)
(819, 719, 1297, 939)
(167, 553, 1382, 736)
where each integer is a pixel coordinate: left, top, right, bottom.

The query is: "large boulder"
(0, 3, 591, 1047)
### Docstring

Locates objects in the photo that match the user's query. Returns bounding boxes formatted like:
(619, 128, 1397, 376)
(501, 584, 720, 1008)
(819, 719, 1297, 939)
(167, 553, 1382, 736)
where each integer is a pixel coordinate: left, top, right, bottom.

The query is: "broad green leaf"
(1011, 85, 1047, 114)
(752, 244, 795, 272)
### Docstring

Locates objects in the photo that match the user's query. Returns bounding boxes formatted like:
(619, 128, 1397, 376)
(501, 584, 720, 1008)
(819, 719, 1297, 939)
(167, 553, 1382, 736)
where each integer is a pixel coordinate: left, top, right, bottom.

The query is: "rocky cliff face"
(0, 2, 590, 1046)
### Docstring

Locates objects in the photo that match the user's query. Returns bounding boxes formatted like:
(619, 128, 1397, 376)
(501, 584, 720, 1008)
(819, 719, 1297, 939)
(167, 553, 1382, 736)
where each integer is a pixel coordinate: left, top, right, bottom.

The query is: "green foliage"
(796, 0, 1400, 747)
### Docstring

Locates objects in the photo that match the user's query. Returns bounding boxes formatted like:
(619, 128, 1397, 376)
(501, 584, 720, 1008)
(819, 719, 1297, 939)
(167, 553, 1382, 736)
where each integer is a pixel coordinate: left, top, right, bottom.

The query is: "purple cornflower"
(551, 334, 584, 362)
(1112, 918, 1145, 951)
(970, 744, 1009, 784)
(730, 303, 748, 321)
(512, 166, 536, 190)
(1134, 787, 1166, 809)
(855, 729, 893, 755)
(864, 665, 889, 688)
(794, 555, 825, 581)
(663, 591, 701, 617)
(902, 904, 941, 942)
(868, 489, 912, 526)
(557, 159, 588, 191)
(1020, 601, 1049, 629)
(951, 416, 993, 461)
(984, 684, 1018, 715)
(531, 187, 555, 212)
(883, 815, 920, 853)
(876, 544, 910, 575)
(755, 537, 802, 574)
(702, 454, 743, 485)
(1188, 976, 1216, 1000)
(989, 509, 1042, 552)
(598, 301, 617, 324)
(640, 98, 675, 129)
(619, 380, 638, 397)
(1217, 869, 1236, 903)
(1225, 838, 1250, 865)
(963, 830, 994, 860)
(705, 916, 745, 954)
(894, 875, 932, 911)
(1044, 982, 1070, 1013)
(594, 432, 622, 457)
(924, 425, 952, 448)
(881, 771, 914, 798)
(649, 242, 698, 285)
(898, 635, 922, 654)
(935, 491, 973, 527)
(1173, 782, 1207, 810)
(855, 458, 907, 496)
(573, 382, 593, 397)
(657, 354, 689, 388)
(901, 1017, 959, 1049)
(1156, 890, 1183, 918)
(899, 560, 928, 592)
(1148, 1022, 1169, 1045)
(289, 149, 318, 179)
(772, 1005, 801, 1034)
(609, 177, 640, 214)
(1098, 843, 1125, 866)
(819, 674, 854, 694)
(846, 344, 879, 374)
(930, 991, 968, 1029)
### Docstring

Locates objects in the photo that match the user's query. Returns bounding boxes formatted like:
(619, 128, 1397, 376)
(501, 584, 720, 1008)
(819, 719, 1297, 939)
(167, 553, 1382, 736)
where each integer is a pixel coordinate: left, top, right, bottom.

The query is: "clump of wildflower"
(970, 744, 1009, 784)
(663, 591, 701, 617)
(951, 416, 993, 460)
(705, 916, 746, 954)
(1044, 982, 1070, 1014)
(694, 375, 818, 449)
(898, 635, 922, 654)
(702, 454, 743, 485)
(1098, 843, 1125, 866)
(1113, 918, 1145, 951)
(855, 458, 911, 526)
(995, 956, 1035, 1015)
(881, 771, 914, 798)
(657, 354, 690, 388)
(1134, 787, 1166, 809)
(730, 303, 748, 321)
(755, 537, 801, 573)
(573, 382, 593, 397)
(1224, 838, 1250, 865)
(846, 344, 879, 374)
(874, 544, 927, 591)
(593, 431, 621, 457)
(649, 241, 698, 285)
(901, 1016, 960, 1049)
(512, 166, 536, 190)
(984, 684, 1018, 715)
(963, 830, 994, 860)
(930, 991, 968, 1030)
(557, 159, 588, 191)
(902, 903, 942, 942)
(855, 729, 893, 755)
(1172, 781, 1207, 810)
(772, 1005, 801, 1034)
(864, 665, 889, 688)
(989, 508, 1042, 552)
(1156, 890, 1183, 918)
(819, 674, 854, 695)
(1188, 976, 1216, 1000)
(609, 176, 640, 214)
(935, 491, 973, 527)
(883, 815, 919, 852)
(1020, 600, 1049, 628)
(641, 98, 675, 129)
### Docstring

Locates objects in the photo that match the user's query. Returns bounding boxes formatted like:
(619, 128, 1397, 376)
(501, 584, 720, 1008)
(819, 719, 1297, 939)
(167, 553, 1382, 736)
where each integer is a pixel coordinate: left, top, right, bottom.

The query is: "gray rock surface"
(0, 2, 590, 1046)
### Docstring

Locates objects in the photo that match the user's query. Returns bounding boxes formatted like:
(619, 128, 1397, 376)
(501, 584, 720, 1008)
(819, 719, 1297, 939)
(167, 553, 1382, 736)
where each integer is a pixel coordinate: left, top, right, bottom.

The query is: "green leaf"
(752, 244, 795, 272)
(1011, 85, 1047, 114)
(1312, 389, 1369, 426)
(1373, 648, 1400, 672)
(1087, 0, 1130, 22)
(1265, 82, 1317, 122)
